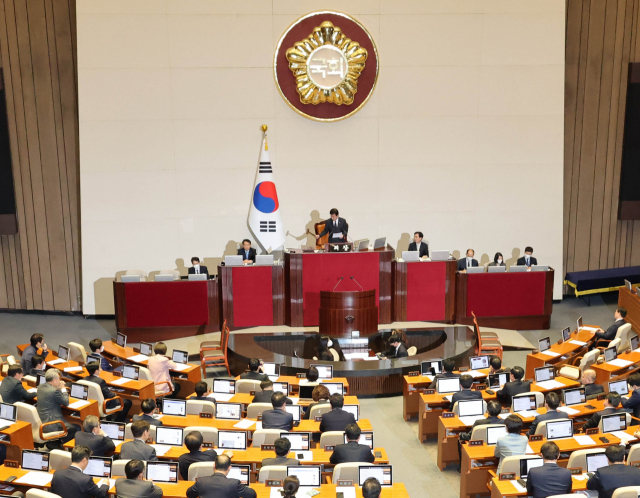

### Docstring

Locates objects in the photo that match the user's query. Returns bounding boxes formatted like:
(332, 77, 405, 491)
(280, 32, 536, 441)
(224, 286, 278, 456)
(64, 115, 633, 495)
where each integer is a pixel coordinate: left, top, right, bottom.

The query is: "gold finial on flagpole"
(262, 124, 268, 150)
(261, 124, 268, 132)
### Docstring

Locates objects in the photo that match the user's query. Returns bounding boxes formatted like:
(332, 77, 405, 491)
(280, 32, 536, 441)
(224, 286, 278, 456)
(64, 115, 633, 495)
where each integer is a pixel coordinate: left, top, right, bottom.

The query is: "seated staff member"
(582, 369, 604, 397)
(487, 252, 505, 267)
(75, 415, 115, 457)
(583, 393, 625, 431)
(526, 441, 572, 498)
(408, 231, 429, 258)
(147, 342, 180, 398)
(451, 375, 482, 406)
(261, 392, 294, 431)
(496, 366, 531, 404)
(120, 420, 157, 461)
(192, 381, 210, 400)
(178, 430, 233, 481)
(37, 368, 80, 446)
(528, 392, 567, 435)
(316, 208, 348, 243)
(239, 358, 268, 381)
(330, 423, 375, 464)
(186, 454, 257, 498)
(494, 415, 528, 470)
(428, 358, 460, 389)
(188, 257, 208, 277)
(457, 248, 478, 271)
(458, 400, 505, 460)
(50, 445, 109, 498)
(517, 246, 537, 267)
(587, 444, 640, 498)
(624, 373, 640, 419)
(0, 365, 37, 404)
(303, 384, 330, 420)
(21, 333, 48, 372)
(261, 437, 299, 467)
(489, 356, 509, 375)
(29, 354, 46, 377)
(85, 361, 132, 422)
(88, 338, 113, 372)
(380, 334, 407, 359)
(299, 366, 319, 386)
(253, 380, 293, 405)
(362, 478, 381, 498)
(238, 239, 257, 264)
(133, 398, 163, 426)
(320, 393, 356, 433)
(115, 459, 163, 498)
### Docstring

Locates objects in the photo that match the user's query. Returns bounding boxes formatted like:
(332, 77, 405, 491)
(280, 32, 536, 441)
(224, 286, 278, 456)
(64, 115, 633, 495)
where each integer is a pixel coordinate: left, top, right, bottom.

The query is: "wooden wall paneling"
(0, 236, 9, 308)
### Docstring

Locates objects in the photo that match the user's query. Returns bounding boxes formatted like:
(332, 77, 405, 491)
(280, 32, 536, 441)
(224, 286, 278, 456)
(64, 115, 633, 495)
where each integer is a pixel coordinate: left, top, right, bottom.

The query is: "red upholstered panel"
(466, 272, 546, 317)
(233, 266, 273, 327)
(302, 252, 380, 326)
(125, 281, 209, 328)
(406, 262, 447, 321)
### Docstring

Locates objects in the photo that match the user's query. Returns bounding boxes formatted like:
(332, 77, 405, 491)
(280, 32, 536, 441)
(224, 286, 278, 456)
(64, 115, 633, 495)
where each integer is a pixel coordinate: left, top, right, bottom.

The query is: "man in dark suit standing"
(330, 423, 375, 464)
(75, 415, 115, 457)
(85, 361, 131, 422)
(408, 232, 429, 258)
(261, 438, 299, 467)
(517, 246, 538, 267)
(583, 393, 626, 430)
(496, 366, 531, 404)
(188, 257, 208, 277)
(239, 359, 268, 381)
(593, 308, 627, 346)
(0, 365, 37, 404)
(320, 394, 356, 433)
(451, 375, 483, 407)
(179, 431, 232, 480)
(429, 358, 460, 389)
(237, 240, 257, 264)
(316, 208, 348, 243)
(50, 445, 109, 498)
(115, 460, 163, 498)
(457, 249, 478, 271)
(528, 392, 568, 435)
(526, 442, 572, 498)
(582, 369, 605, 398)
(588, 444, 640, 498)
(261, 392, 294, 431)
(186, 454, 257, 498)
(380, 335, 407, 359)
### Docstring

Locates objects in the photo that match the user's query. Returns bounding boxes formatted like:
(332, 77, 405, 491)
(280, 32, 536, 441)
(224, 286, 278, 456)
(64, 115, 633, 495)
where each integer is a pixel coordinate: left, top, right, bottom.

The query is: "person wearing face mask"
(517, 246, 537, 267)
(457, 248, 478, 271)
(188, 256, 209, 277)
(89, 338, 113, 372)
(488, 252, 506, 267)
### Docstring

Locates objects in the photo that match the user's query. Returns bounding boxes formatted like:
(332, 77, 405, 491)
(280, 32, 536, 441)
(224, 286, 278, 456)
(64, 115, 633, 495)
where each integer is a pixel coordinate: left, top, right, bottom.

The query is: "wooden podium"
(318, 289, 378, 336)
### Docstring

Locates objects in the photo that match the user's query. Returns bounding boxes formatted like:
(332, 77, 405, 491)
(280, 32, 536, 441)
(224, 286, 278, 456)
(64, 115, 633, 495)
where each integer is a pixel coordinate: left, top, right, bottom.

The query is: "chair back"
(512, 391, 544, 409)
(67, 342, 87, 363)
(566, 448, 606, 470)
(182, 426, 218, 445)
(124, 422, 156, 441)
(612, 489, 640, 498)
(1, 355, 16, 375)
(499, 454, 541, 475)
(49, 449, 71, 471)
(329, 348, 340, 361)
(314, 222, 329, 249)
(252, 429, 282, 447)
(112, 459, 147, 477)
(15, 401, 64, 444)
(77, 380, 107, 417)
(186, 400, 215, 415)
(333, 463, 373, 483)
(627, 443, 640, 464)
(123, 269, 147, 280)
(469, 424, 505, 443)
(319, 431, 345, 449)
(579, 349, 600, 370)
(137, 366, 152, 381)
(258, 465, 287, 483)
(616, 323, 633, 352)
(26, 491, 62, 498)
(558, 365, 580, 380)
(609, 338, 622, 353)
(452, 400, 487, 416)
(309, 404, 332, 420)
(597, 412, 632, 433)
(156, 269, 180, 280)
(407, 346, 417, 357)
(188, 461, 216, 480)
(247, 403, 273, 419)
(236, 379, 262, 394)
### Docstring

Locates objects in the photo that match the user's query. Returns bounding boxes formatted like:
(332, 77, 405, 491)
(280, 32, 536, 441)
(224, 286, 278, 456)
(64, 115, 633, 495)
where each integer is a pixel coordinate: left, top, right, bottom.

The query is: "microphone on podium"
(333, 277, 344, 291)
(350, 276, 364, 291)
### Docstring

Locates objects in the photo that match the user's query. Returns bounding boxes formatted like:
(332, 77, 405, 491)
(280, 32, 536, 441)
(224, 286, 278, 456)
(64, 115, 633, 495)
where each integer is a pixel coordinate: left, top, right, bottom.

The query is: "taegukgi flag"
(248, 127, 285, 252)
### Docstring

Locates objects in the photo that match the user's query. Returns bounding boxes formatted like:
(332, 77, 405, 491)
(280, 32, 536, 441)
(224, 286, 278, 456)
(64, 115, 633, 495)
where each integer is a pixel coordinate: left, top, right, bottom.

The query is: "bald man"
(582, 369, 604, 398)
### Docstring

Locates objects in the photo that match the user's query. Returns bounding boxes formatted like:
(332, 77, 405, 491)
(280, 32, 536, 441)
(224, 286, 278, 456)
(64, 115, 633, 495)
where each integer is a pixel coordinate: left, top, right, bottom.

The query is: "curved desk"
(319, 289, 377, 336)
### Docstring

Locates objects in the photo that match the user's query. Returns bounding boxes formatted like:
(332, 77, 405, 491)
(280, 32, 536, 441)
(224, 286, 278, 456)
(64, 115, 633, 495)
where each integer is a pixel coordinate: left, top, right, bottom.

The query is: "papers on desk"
(525, 444, 535, 454)
(610, 430, 637, 443)
(110, 377, 132, 386)
(172, 363, 190, 371)
(290, 398, 299, 405)
(535, 379, 565, 390)
(113, 440, 124, 447)
(557, 406, 580, 415)
(63, 366, 83, 372)
(233, 419, 256, 429)
(47, 358, 65, 365)
(539, 350, 561, 357)
(268, 375, 279, 382)
(443, 395, 453, 401)
(569, 340, 587, 346)
(69, 400, 90, 409)
(270, 487, 319, 498)
(459, 415, 487, 426)
(127, 354, 149, 362)
(362, 356, 379, 361)
(580, 326, 599, 331)
(255, 421, 262, 430)
(152, 414, 164, 420)
(207, 393, 234, 402)
(466, 370, 486, 378)
(149, 444, 172, 456)
(510, 480, 527, 493)
(335, 487, 356, 498)
(27, 388, 37, 393)
(97, 478, 116, 490)
(608, 359, 633, 368)
(573, 473, 588, 481)
(15, 472, 53, 486)
(344, 352, 370, 360)
(573, 435, 596, 446)
(295, 450, 313, 461)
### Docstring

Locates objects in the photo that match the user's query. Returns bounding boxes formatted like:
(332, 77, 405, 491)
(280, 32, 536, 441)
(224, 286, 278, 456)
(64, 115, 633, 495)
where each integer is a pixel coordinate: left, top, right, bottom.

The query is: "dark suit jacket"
(252, 390, 292, 405)
(239, 371, 268, 381)
(517, 256, 538, 266)
(457, 258, 478, 271)
(451, 389, 483, 407)
(408, 241, 429, 258)
(472, 416, 504, 428)
(0, 376, 36, 404)
(85, 374, 115, 401)
(596, 319, 625, 341)
(261, 456, 299, 467)
(496, 380, 532, 404)
(584, 383, 605, 397)
(75, 431, 115, 457)
(20, 344, 48, 372)
(178, 448, 217, 480)
(132, 413, 163, 426)
(583, 406, 627, 430)
(318, 218, 349, 240)
(261, 409, 294, 431)
(588, 463, 640, 498)
(188, 265, 209, 276)
(51, 465, 109, 498)
(329, 441, 375, 464)
(526, 463, 572, 498)
(527, 410, 569, 435)
(186, 472, 257, 498)
(120, 438, 157, 461)
(623, 389, 640, 418)
(428, 372, 461, 390)
(115, 478, 163, 498)
(383, 343, 408, 359)
(237, 248, 257, 263)
(320, 408, 356, 433)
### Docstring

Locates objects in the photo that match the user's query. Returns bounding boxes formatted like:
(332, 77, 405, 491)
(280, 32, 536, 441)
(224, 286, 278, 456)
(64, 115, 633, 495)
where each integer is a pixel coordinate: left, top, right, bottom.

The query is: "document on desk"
(608, 359, 633, 368)
(535, 379, 565, 390)
(110, 377, 132, 386)
(443, 395, 453, 401)
(15, 472, 54, 486)
(290, 398, 299, 405)
(127, 354, 149, 362)
(573, 473, 588, 481)
(255, 421, 262, 430)
(502, 410, 538, 419)
(569, 340, 587, 346)
(47, 358, 65, 365)
(207, 393, 234, 402)
(335, 487, 357, 498)
(539, 350, 561, 357)
(610, 430, 636, 443)
(27, 388, 37, 393)
(64, 366, 84, 372)
(466, 370, 485, 378)
(510, 480, 527, 493)
(295, 450, 313, 461)
(149, 444, 173, 456)
(69, 400, 90, 409)
(573, 435, 596, 446)
(557, 406, 580, 415)
(579, 326, 599, 331)
(459, 415, 487, 426)
(97, 478, 116, 490)
(525, 444, 535, 454)
(113, 440, 124, 447)
(233, 419, 255, 429)
(172, 363, 190, 371)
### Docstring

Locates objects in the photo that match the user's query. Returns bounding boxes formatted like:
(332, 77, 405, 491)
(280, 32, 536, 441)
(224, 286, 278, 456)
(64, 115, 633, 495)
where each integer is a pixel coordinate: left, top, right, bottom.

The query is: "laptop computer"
(162, 399, 186, 417)
(256, 255, 274, 265)
(512, 394, 537, 413)
(322, 382, 344, 396)
(100, 421, 125, 442)
(609, 379, 629, 395)
(457, 399, 484, 418)
(122, 365, 139, 381)
(357, 240, 369, 251)
(116, 332, 127, 349)
(604, 346, 617, 362)
(146, 462, 178, 483)
(288, 466, 321, 487)
(188, 274, 207, 281)
(224, 255, 243, 266)
(517, 457, 543, 485)
(227, 464, 251, 485)
(22, 449, 49, 472)
(562, 327, 571, 342)
(215, 403, 242, 420)
(601, 413, 627, 433)
(343, 404, 359, 421)
(534, 366, 555, 383)
(488, 373, 508, 389)
(421, 360, 443, 376)
(586, 453, 609, 476)
(172, 349, 188, 364)
(486, 426, 508, 445)
(140, 341, 154, 356)
(261, 363, 280, 377)
(487, 265, 506, 273)
(632, 335, 640, 351)
(509, 265, 528, 273)
(217, 430, 247, 449)
(57, 345, 69, 361)
(285, 405, 302, 422)
(538, 337, 551, 352)
(469, 355, 489, 370)
(0, 403, 16, 430)
(437, 377, 461, 394)
(280, 432, 311, 451)
(155, 274, 174, 282)
(401, 251, 420, 262)
(373, 238, 386, 250)
(213, 379, 236, 394)
(545, 419, 573, 440)
(466, 267, 485, 274)
(121, 275, 140, 282)
(310, 364, 333, 379)
(272, 382, 289, 395)
(155, 427, 184, 446)
(531, 265, 549, 272)
(563, 387, 586, 406)
(358, 465, 392, 486)
(70, 383, 89, 400)
(430, 250, 449, 261)
(298, 385, 314, 400)
(84, 456, 112, 478)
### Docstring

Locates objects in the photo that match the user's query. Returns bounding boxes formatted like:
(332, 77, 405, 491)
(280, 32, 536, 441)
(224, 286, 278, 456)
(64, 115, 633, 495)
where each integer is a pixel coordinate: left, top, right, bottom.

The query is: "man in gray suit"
(115, 459, 163, 498)
(120, 420, 157, 461)
(37, 368, 80, 445)
(261, 438, 300, 467)
(0, 365, 37, 404)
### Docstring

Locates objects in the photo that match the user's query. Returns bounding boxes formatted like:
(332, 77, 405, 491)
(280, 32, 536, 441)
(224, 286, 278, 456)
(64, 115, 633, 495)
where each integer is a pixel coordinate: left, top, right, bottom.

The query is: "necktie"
(526, 257, 530, 266)
(196, 267, 199, 274)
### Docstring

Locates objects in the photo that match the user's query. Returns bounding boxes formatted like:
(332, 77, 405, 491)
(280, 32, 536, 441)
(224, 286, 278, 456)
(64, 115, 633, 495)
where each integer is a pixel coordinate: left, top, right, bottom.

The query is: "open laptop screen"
(84, 456, 112, 478)
(358, 465, 392, 486)
(146, 462, 178, 483)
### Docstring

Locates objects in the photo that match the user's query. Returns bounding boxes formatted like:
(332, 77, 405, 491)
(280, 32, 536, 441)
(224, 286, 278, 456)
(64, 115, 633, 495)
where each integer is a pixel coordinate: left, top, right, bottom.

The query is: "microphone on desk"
(333, 277, 344, 291)
(350, 276, 364, 291)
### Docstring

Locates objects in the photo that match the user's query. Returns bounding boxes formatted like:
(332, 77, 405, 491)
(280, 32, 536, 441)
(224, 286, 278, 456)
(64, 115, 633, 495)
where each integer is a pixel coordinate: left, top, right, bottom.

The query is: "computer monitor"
(69, 383, 89, 400)
(486, 426, 508, 445)
(213, 379, 236, 394)
(121, 275, 140, 283)
(512, 395, 537, 413)
(519, 457, 544, 479)
(57, 345, 69, 361)
(457, 400, 484, 417)
(310, 364, 333, 379)
(155, 274, 174, 282)
(469, 356, 489, 370)
(155, 427, 184, 446)
(625, 279, 634, 292)
(343, 404, 359, 421)
(487, 265, 506, 273)
(172, 349, 188, 364)
(280, 432, 311, 451)
(373, 238, 386, 250)
(402, 251, 420, 262)
(609, 379, 629, 395)
(227, 464, 251, 485)
(322, 382, 344, 396)
(36, 373, 46, 387)
(545, 419, 573, 441)
(272, 382, 289, 395)
(358, 465, 392, 486)
(430, 250, 449, 261)
(116, 332, 127, 348)
(21, 449, 49, 472)
(145, 462, 178, 483)
(285, 405, 302, 421)
(215, 403, 241, 420)
(531, 265, 549, 272)
(299, 385, 314, 400)
(344, 431, 374, 449)
(534, 366, 555, 383)
(224, 255, 243, 266)
(437, 377, 460, 394)
(100, 421, 125, 441)
(466, 267, 485, 274)
(122, 365, 139, 381)
(563, 388, 586, 406)
(604, 346, 617, 362)
(538, 337, 551, 352)
(632, 335, 640, 351)
(217, 430, 247, 450)
(0, 403, 16, 423)
(562, 327, 571, 342)
(188, 274, 207, 281)
(357, 240, 369, 251)
(262, 362, 280, 376)
(421, 360, 443, 376)
(83, 456, 112, 478)
(488, 373, 509, 389)
(586, 453, 609, 473)
(287, 466, 322, 487)
(140, 341, 153, 356)
(577, 316, 583, 331)
(601, 413, 627, 433)
(256, 255, 274, 266)
(162, 399, 186, 417)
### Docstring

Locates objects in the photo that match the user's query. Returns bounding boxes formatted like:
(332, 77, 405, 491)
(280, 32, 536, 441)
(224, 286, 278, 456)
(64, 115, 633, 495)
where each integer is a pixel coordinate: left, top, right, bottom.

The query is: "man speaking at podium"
(316, 208, 348, 243)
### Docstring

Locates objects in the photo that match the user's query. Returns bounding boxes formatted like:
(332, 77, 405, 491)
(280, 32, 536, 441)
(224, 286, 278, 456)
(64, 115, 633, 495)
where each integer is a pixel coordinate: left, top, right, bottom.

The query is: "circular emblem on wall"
(274, 11, 379, 122)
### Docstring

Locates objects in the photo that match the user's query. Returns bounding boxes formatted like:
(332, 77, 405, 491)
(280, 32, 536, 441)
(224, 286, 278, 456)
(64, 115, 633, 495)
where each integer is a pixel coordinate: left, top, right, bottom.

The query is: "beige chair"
(407, 346, 417, 357)
(332, 463, 374, 483)
(469, 424, 506, 443)
(598, 412, 632, 433)
(186, 399, 215, 415)
(566, 448, 606, 469)
(67, 342, 87, 363)
(308, 404, 332, 420)
(78, 379, 123, 418)
(15, 402, 67, 444)
(112, 459, 146, 477)
(50, 449, 71, 470)
(236, 379, 262, 394)
(575, 349, 600, 372)
(329, 348, 340, 361)
(252, 429, 282, 448)
(616, 323, 633, 353)
(319, 431, 345, 449)
(1, 355, 17, 375)
(247, 403, 272, 419)
(124, 423, 156, 441)
(258, 465, 287, 483)
(512, 391, 544, 409)
(452, 400, 487, 417)
(558, 365, 580, 380)
(123, 269, 147, 281)
(188, 461, 216, 480)
(612, 486, 640, 498)
(498, 454, 541, 475)
(26, 491, 62, 498)
(182, 426, 218, 445)
(534, 418, 572, 436)
(138, 366, 173, 397)
(627, 443, 640, 464)
(156, 269, 180, 281)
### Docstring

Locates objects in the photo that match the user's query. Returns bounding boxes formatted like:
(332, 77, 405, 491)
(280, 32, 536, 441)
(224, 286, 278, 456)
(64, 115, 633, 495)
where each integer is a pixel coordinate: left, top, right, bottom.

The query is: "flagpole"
(262, 124, 268, 150)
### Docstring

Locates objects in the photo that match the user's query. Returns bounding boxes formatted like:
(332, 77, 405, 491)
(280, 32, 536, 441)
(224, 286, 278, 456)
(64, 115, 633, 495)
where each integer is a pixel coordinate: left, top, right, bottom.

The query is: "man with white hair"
(581, 369, 604, 397)
(37, 369, 80, 447)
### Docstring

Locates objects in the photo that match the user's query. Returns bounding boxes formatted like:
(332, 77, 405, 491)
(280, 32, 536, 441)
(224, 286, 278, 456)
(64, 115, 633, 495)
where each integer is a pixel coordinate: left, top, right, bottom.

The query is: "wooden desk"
(619, 287, 640, 333)
(591, 350, 640, 386)
(235, 376, 351, 396)
(0, 422, 34, 463)
(525, 327, 596, 379)
(490, 475, 588, 498)
(189, 393, 360, 408)
(530, 376, 582, 393)
(21, 377, 100, 423)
